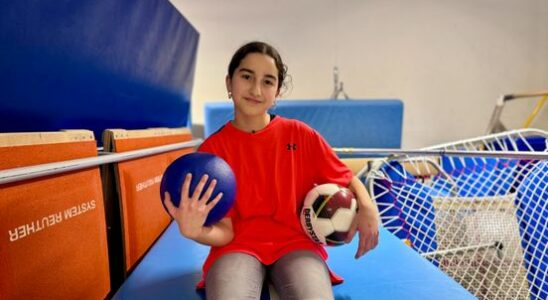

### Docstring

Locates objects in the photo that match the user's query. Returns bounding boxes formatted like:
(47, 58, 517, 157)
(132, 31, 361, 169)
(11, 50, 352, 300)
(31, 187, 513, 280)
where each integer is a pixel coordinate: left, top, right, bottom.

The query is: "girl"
(164, 41, 379, 300)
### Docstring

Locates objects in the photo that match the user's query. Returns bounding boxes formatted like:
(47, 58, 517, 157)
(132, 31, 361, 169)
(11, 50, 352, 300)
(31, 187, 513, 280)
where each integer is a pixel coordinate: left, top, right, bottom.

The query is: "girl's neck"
(232, 113, 270, 134)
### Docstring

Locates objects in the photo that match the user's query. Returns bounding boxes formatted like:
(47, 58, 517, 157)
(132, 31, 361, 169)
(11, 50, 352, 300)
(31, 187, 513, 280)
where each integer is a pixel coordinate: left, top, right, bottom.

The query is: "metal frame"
(0, 139, 202, 185)
(485, 91, 548, 134)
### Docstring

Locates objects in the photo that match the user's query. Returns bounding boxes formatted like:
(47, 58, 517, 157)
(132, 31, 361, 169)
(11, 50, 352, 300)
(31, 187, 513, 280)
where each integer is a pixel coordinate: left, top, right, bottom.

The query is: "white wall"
(171, 0, 547, 148)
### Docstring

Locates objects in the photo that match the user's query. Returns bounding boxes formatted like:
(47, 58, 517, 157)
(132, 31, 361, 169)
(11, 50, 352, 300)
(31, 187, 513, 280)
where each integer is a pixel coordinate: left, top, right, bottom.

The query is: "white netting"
(365, 129, 548, 300)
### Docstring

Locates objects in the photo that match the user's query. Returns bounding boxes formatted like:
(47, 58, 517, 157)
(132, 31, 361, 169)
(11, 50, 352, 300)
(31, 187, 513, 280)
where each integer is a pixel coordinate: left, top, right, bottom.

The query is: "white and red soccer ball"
(300, 183, 358, 246)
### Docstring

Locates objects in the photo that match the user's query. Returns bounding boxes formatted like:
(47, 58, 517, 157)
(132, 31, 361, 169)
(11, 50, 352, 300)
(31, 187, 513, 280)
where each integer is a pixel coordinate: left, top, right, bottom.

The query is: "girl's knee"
(206, 253, 266, 300)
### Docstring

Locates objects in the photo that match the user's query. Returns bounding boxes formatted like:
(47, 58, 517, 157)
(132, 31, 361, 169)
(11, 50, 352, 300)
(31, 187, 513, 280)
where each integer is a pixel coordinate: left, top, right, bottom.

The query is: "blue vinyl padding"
(112, 222, 475, 300)
(372, 161, 442, 254)
(437, 156, 518, 197)
(0, 0, 198, 141)
(493, 136, 548, 152)
(204, 100, 404, 149)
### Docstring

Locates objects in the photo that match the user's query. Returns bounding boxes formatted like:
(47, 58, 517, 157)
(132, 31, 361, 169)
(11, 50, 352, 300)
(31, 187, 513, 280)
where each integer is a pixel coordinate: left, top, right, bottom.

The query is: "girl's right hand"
(163, 173, 223, 240)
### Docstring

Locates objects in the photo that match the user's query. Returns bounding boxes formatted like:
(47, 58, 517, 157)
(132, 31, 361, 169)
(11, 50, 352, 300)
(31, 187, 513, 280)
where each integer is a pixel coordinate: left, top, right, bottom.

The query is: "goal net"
(365, 129, 547, 300)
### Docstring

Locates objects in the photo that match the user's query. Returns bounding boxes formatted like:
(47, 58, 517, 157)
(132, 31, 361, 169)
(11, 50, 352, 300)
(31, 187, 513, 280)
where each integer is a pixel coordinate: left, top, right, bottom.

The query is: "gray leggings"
(205, 251, 335, 300)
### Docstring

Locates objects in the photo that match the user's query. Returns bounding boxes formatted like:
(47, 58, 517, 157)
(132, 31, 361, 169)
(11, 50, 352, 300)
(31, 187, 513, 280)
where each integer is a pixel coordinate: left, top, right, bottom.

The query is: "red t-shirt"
(196, 116, 353, 288)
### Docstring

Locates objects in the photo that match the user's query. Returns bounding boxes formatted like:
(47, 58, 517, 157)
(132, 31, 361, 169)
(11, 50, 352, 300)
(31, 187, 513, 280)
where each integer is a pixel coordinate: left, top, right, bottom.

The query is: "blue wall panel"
(0, 0, 199, 143)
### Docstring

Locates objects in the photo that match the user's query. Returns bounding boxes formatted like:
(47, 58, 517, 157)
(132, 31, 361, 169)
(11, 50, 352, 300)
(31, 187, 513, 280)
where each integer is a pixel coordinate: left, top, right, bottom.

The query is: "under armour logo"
(286, 143, 297, 151)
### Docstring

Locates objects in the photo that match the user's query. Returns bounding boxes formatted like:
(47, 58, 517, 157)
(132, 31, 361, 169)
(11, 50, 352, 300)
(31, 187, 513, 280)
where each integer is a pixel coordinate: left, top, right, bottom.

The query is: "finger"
(191, 174, 209, 201)
(355, 232, 367, 259)
(356, 245, 367, 259)
(181, 173, 192, 201)
(372, 230, 380, 248)
(366, 229, 378, 249)
(205, 192, 223, 211)
(364, 237, 374, 254)
(163, 192, 176, 217)
(358, 231, 379, 258)
(367, 233, 378, 252)
(199, 179, 217, 203)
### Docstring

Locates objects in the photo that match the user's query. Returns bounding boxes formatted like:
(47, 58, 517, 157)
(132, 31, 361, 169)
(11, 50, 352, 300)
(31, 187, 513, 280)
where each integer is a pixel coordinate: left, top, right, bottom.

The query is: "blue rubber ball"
(160, 152, 236, 226)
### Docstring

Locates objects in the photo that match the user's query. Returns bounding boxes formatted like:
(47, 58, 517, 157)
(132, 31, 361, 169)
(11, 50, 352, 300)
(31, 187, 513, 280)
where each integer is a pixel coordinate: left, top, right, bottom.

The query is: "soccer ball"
(300, 183, 358, 246)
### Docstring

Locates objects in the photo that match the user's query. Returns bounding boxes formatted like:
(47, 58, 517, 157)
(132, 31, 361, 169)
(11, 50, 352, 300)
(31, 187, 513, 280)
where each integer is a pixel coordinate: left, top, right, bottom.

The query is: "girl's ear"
(225, 75, 231, 94)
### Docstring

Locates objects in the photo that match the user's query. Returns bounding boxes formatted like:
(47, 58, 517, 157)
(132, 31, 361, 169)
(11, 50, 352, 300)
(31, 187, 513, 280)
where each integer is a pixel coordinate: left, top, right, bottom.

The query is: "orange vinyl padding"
(112, 133, 193, 272)
(0, 141, 110, 300)
(113, 133, 192, 152)
(0, 141, 97, 169)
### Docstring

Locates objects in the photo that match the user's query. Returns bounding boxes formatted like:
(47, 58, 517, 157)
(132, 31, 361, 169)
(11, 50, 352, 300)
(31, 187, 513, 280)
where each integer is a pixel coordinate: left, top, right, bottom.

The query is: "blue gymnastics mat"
(112, 222, 475, 300)
(204, 100, 404, 149)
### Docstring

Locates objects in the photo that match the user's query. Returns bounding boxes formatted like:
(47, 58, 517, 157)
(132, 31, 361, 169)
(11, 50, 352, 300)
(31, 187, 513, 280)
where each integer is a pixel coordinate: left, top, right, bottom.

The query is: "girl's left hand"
(345, 202, 379, 259)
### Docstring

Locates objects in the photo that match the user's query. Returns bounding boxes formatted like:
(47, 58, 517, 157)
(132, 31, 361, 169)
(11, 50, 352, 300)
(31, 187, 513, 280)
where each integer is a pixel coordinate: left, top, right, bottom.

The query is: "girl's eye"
(264, 79, 275, 86)
(241, 74, 251, 80)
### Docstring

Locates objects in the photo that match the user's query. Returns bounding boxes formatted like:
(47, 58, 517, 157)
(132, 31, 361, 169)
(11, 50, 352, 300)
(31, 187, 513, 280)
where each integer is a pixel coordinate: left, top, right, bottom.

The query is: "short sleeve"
(306, 127, 353, 187)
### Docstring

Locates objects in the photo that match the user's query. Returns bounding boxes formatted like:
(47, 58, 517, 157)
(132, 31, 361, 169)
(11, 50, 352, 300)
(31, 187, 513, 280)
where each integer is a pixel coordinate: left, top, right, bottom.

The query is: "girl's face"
(227, 53, 279, 119)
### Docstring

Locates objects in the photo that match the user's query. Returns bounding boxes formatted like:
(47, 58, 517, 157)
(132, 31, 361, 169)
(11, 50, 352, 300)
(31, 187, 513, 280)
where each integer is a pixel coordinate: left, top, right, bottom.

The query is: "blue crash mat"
(112, 222, 475, 300)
